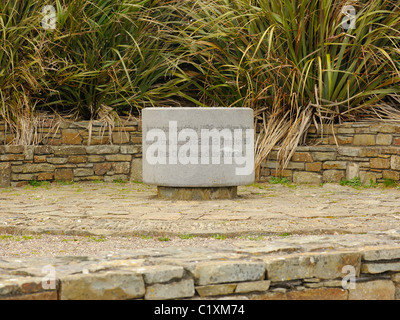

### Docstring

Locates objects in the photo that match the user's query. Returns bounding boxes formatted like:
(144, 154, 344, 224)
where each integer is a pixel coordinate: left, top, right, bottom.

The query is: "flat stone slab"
(142, 107, 255, 187)
(1, 182, 400, 240)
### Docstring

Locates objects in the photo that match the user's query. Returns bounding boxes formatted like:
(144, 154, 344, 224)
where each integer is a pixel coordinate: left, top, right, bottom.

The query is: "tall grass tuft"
(170, 0, 400, 177)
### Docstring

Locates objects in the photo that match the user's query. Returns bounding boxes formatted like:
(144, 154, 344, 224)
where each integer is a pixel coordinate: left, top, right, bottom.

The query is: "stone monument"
(142, 107, 255, 200)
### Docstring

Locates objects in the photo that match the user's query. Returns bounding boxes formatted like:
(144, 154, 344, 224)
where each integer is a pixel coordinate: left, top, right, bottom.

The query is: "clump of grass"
(88, 236, 107, 242)
(211, 234, 227, 240)
(140, 235, 152, 240)
(178, 234, 196, 240)
(268, 176, 291, 185)
(113, 179, 127, 184)
(28, 180, 50, 187)
(340, 177, 363, 187)
(158, 236, 170, 242)
(383, 179, 398, 188)
(278, 232, 291, 238)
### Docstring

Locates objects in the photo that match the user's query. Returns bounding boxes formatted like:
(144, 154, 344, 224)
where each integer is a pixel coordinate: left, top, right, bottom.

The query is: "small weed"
(179, 234, 196, 240)
(56, 180, 74, 185)
(383, 179, 397, 188)
(0, 235, 34, 241)
(88, 236, 107, 242)
(340, 177, 362, 187)
(247, 183, 267, 189)
(113, 179, 127, 184)
(132, 180, 143, 184)
(248, 235, 265, 241)
(211, 234, 227, 240)
(268, 176, 290, 185)
(158, 237, 170, 242)
(278, 232, 291, 237)
(28, 180, 50, 187)
(140, 235, 153, 240)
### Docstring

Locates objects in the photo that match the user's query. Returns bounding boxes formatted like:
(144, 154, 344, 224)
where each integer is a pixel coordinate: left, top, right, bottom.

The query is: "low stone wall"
(0, 119, 143, 187)
(2, 120, 400, 187)
(1, 236, 400, 300)
(260, 122, 400, 184)
(0, 145, 142, 187)
(0, 118, 141, 146)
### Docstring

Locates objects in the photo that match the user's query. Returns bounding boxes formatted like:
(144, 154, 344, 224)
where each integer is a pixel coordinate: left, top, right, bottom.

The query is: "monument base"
(157, 186, 238, 200)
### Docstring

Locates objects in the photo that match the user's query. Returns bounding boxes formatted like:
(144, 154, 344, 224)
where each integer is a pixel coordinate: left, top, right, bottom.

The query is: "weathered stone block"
(34, 146, 53, 155)
(134, 265, 184, 284)
(62, 130, 83, 145)
(22, 163, 55, 173)
(37, 172, 54, 181)
(370, 158, 390, 169)
(120, 145, 139, 154)
(235, 280, 271, 293)
(360, 171, 378, 184)
(338, 147, 361, 157)
(362, 246, 400, 261)
(60, 272, 145, 300)
(145, 279, 194, 300)
(68, 156, 87, 164)
(93, 163, 112, 175)
(293, 172, 322, 185)
(383, 170, 400, 181)
(329, 136, 353, 145)
(305, 162, 322, 172)
(391, 155, 400, 170)
(111, 162, 130, 174)
(105, 154, 132, 162)
(348, 280, 395, 300)
(86, 145, 120, 155)
(376, 134, 393, 146)
(323, 170, 345, 183)
(354, 134, 376, 146)
(74, 168, 94, 177)
(264, 251, 361, 282)
(311, 152, 336, 161)
(87, 155, 105, 163)
(291, 152, 313, 162)
(196, 284, 237, 297)
(55, 169, 74, 182)
(193, 261, 265, 285)
(112, 132, 130, 145)
(54, 146, 86, 156)
(346, 162, 359, 180)
(323, 161, 347, 170)
(0, 163, 11, 188)
(33, 155, 47, 163)
(130, 158, 142, 182)
(361, 262, 400, 274)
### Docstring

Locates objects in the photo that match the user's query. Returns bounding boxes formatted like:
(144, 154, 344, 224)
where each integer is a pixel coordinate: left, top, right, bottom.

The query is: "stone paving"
(0, 181, 399, 238)
(1, 181, 400, 300)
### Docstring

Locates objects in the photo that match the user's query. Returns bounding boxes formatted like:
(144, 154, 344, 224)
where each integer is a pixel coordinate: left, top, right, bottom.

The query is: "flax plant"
(171, 0, 400, 177)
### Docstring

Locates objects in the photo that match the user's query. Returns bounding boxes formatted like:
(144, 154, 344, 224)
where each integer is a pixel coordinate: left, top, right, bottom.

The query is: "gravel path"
(1, 181, 400, 257)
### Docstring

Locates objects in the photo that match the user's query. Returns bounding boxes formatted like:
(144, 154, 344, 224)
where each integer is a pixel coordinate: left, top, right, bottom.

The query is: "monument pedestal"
(157, 186, 237, 200)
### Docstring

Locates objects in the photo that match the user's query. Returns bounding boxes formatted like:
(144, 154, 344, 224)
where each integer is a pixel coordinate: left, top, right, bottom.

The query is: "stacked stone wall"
(2, 120, 400, 186)
(260, 122, 400, 184)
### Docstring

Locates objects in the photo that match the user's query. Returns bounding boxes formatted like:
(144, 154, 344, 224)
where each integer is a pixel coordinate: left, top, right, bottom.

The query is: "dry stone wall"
(0, 119, 142, 187)
(1, 239, 400, 300)
(1, 120, 400, 187)
(260, 122, 400, 184)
